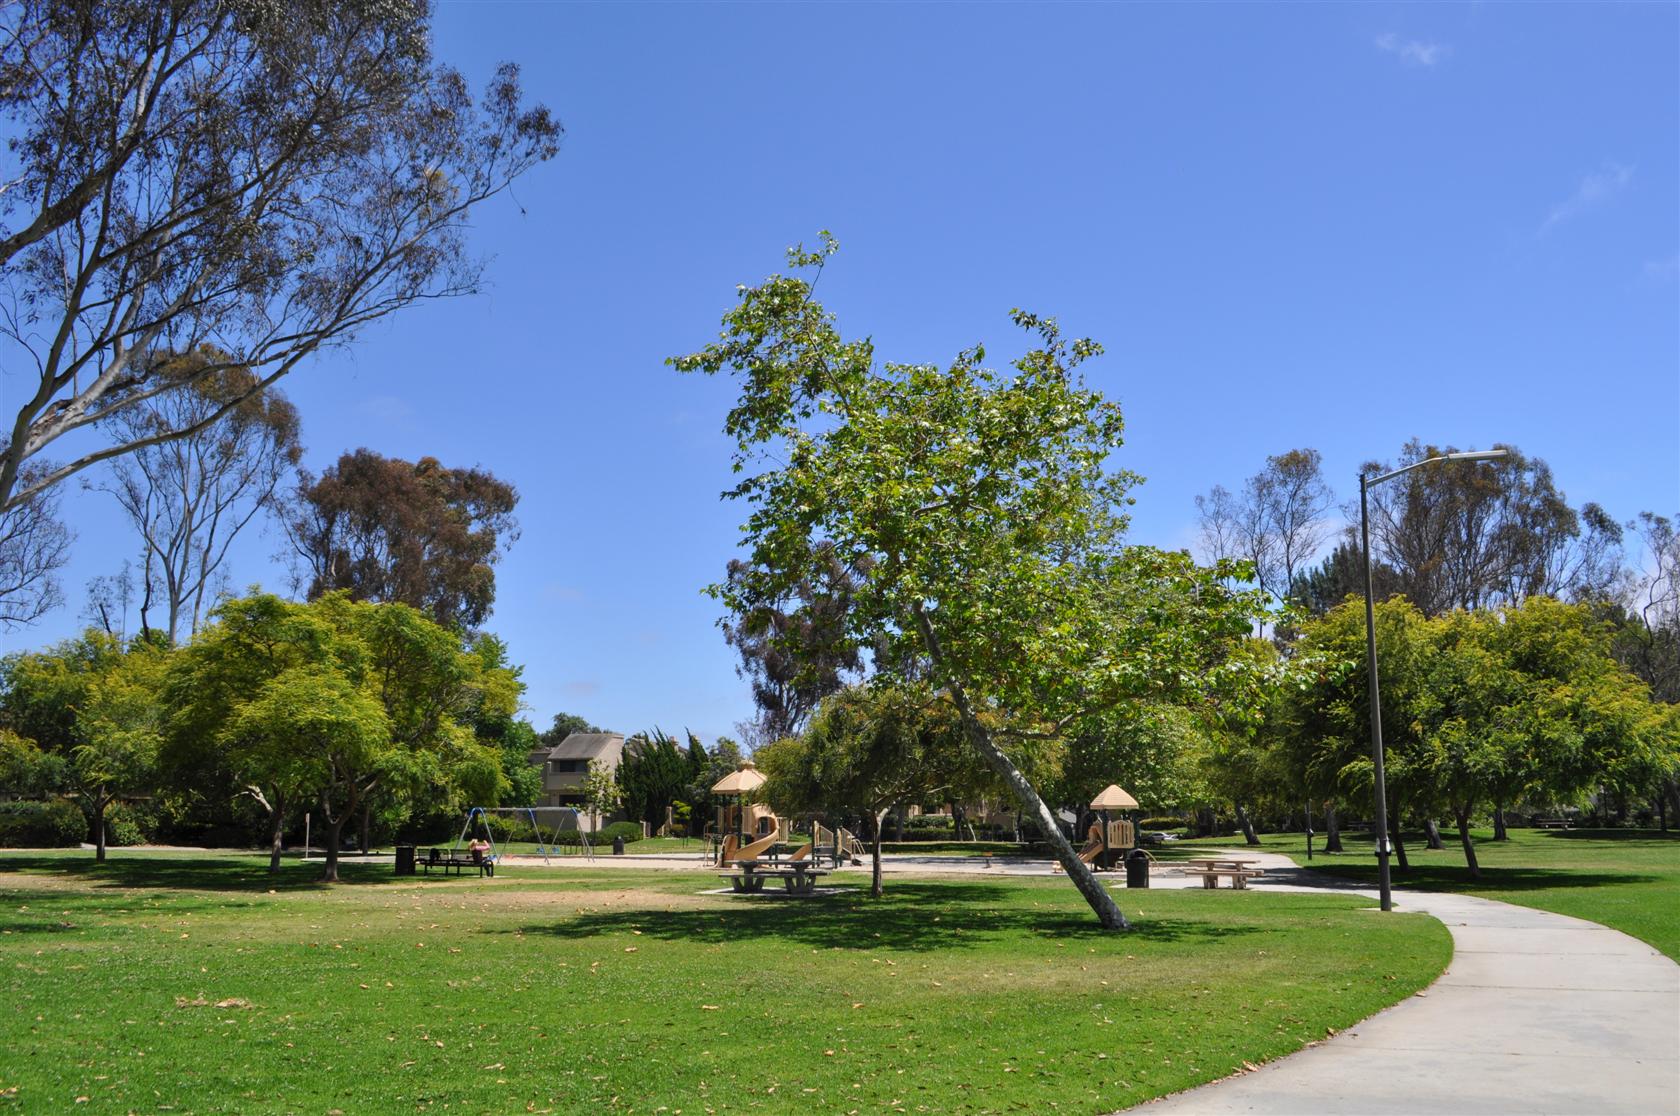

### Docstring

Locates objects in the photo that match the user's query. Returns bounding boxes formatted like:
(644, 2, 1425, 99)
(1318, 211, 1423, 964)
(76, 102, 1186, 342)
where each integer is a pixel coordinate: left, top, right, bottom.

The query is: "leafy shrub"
(101, 805, 147, 847)
(905, 814, 954, 833)
(1137, 816, 1188, 830)
(597, 821, 643, 844)
(0, 800, 87, 847)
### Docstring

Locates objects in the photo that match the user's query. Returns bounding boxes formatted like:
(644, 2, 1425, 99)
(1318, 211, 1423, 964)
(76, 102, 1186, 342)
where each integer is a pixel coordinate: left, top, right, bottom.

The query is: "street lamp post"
(1360, 448, 1507, 912)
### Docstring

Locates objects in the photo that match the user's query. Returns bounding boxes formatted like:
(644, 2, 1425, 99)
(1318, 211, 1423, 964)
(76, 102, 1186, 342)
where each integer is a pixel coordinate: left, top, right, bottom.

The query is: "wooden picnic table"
(1179, 857, 1264, 890)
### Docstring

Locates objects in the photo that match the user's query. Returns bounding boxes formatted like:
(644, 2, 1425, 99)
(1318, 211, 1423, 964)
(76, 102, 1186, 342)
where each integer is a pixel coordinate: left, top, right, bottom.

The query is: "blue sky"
(13, 1, 1679, 744)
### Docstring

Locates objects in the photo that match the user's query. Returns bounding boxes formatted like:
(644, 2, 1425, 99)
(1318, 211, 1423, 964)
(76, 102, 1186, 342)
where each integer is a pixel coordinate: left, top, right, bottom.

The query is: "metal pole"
(1361, 473, 1395, 912)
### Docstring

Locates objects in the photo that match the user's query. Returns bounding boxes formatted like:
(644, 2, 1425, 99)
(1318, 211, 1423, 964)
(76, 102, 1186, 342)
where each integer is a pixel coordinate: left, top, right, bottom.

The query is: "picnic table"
(420, 847, 495, 877)
(719, 858, 830, 895)
(1179, 857, 1264, 890)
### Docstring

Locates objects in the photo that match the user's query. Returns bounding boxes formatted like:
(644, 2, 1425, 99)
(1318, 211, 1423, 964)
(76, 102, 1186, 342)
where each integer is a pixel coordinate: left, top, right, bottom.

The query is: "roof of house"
(535, 732, 624, 762)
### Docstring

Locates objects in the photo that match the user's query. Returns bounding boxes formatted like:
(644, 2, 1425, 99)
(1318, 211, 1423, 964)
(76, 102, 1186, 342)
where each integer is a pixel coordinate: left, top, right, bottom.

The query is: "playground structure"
(1056, 784, 1140, 872)
(454, 805, 594, 864)
(812, 822, 867, 865)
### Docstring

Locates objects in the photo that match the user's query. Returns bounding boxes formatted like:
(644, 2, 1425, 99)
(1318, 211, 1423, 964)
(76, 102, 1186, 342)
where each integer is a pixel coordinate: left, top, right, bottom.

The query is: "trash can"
(1125, 848, 1149, 889)
(612, 836, 625, 855)
(394, 845, 416, 876)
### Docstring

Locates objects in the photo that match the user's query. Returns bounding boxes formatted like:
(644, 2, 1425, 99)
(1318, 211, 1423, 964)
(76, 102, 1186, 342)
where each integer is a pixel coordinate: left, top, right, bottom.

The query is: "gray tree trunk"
(1236, 803, 1261, 846)
(1324, 804, 1343, 852)
(1455, 806, 1480, 879)
(268, 801, 285, 874)
(871, 811, 885, 898)
(1492, 800, 1509, 841)
(93, 792, 108, 863)
(1424, 818, 1445, 850)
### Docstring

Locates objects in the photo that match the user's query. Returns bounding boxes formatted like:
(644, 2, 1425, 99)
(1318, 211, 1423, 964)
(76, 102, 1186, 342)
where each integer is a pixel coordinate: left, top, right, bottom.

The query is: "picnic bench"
(718, 859, 830, 895)
(1179, 857, 1265, 890)
(1532, 817, 1575, 830)
(420, 847, 495, 877)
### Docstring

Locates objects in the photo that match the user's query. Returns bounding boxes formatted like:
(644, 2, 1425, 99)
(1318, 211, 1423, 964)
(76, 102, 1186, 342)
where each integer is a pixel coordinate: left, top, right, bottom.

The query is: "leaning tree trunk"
(1324, 804, 1344, 852)
(1235, 803, 1261, 846)
(1492, 799, 1509, 841)
(1389, 819, 1410, 872)
(1454, 805, 1480, 879)
(1424, 818, 1445, 850)
(911, 606, 1129, 930)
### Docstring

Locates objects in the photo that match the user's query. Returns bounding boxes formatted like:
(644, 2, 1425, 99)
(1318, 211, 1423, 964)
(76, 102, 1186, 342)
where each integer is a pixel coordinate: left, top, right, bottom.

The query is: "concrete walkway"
(1137, 862, 1680, 1116)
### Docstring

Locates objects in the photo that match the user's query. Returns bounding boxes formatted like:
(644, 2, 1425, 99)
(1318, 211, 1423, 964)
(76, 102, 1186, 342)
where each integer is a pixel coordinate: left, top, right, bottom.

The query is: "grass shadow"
(1294, 862, 1663, 894)
(0, 853, 421, 894)
(505, 879, 1263, 953)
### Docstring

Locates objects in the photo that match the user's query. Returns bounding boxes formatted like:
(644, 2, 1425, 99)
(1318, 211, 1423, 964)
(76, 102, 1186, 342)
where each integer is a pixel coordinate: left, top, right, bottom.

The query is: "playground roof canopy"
(1090, 784, 1139, 810)
(712, 761, 766, 795)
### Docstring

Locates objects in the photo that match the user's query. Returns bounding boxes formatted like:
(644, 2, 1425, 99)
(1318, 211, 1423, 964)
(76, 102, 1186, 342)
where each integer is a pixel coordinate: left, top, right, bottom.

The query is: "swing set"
(453, 806, 594, 864)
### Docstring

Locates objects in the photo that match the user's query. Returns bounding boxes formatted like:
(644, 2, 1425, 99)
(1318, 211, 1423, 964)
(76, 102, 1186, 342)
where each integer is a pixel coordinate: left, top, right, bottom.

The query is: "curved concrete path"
(1135, 860, 1680, 1116)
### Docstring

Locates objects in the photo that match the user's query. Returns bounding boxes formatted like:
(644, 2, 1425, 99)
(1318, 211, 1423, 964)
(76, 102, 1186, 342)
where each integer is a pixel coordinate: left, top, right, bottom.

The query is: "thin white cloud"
(561, 680, 601, 698)
(1376, 32, 1449, 67)
(355, 393, 418, 426)
(1642, 255, 1678, 282)
(1541, 163, 1635, 234)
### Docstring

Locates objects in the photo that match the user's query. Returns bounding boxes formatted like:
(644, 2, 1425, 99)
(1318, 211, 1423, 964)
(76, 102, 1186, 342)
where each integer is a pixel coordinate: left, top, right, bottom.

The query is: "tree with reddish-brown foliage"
(284, 449, 518, 631)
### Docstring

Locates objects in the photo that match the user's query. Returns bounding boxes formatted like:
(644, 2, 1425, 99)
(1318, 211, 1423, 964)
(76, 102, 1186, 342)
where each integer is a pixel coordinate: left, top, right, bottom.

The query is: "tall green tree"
(759, 683, 985, 896)
(165, 592, 511, 880)
(619, 729, 689, 830)
(0, 629, 168, 857)
(674, 236, 1266, 928)
(72, 636, 170, 860)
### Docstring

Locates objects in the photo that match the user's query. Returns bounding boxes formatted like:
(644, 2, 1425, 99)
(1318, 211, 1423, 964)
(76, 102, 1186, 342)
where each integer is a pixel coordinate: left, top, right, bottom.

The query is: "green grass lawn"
(1, 849, 1446, 1114)
(1185, 827, 1680, 961)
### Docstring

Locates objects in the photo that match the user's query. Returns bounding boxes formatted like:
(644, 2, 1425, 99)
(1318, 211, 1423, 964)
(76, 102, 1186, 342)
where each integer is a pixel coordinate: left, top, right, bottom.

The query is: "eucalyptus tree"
(98, 353, 303, 641)
(722, 542, 869, 742)
(1197, 448, 1336, 607)
(284, 450, 519, 631)
(674, 235, 1266, 929)
(0, 0, 561, 516)
(1358, 442, 1621, 617)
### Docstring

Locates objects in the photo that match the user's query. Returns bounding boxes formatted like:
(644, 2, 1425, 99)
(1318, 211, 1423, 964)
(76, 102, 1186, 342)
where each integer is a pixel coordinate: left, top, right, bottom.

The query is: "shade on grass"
(0, 851, 1447, 1114)
(1189, 828, 1680, 961)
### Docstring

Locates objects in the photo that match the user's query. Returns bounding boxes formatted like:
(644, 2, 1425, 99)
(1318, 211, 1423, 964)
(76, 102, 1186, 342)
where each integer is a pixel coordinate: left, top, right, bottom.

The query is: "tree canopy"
(674, 235, 1267, 928)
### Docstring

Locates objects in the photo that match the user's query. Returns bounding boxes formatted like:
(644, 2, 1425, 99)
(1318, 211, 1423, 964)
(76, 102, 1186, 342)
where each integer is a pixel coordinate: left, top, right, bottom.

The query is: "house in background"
(526, 732, 624, 831)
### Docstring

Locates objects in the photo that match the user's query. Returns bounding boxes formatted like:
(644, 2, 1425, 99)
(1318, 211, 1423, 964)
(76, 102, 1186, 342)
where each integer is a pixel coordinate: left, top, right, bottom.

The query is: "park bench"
(421, 847, 494, 877)
(718, 860, 830, 895)
(1532, 818, 1574, 830)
